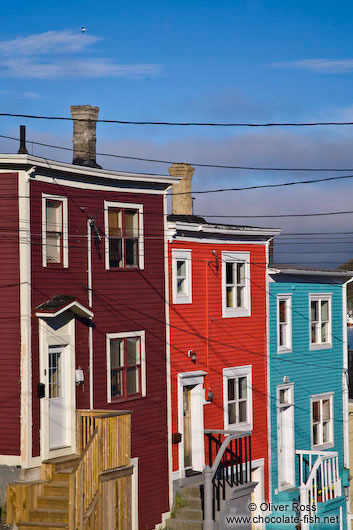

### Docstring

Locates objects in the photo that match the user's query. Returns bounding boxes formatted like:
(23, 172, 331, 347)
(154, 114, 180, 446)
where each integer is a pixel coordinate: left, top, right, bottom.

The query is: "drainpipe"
(87, 219, 94, 410)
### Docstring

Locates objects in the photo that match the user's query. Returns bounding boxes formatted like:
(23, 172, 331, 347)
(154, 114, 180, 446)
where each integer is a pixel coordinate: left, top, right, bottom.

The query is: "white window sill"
(226, 422, 252, 432)
(173, 296, 192, 305)
(312, 442, 334, 451)
(310, 342, 332, 351)
(278, 346, 292, 354)
(223, 307, 251, 319)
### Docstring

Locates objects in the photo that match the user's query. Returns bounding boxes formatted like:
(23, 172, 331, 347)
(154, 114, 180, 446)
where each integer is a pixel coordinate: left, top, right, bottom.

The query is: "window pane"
(125, 210, 138, 237)
(226, 263, 234, 284)
(126, 238, 138, 267)
(279, 389, 289, 404)
(46, 233, 61, 263)
(312, 401, 320, 423)
(321, 322, 329, 343)
(322, 399, 330, 420)
(238, 400, 247, 423)
(313, 423, 319, 445)
(311, 324, 317, 344)
(108, 208, 122, 236)
(279, 323, 284, 346)
(177, 260, 186, 277)
(228, 403, 236, 425)
(46, 200, 62, 231)
(110, 339, 123, 368)
(279, 300, 286, 323)
(177, 278, 186, 294)
(109, 238, 122, 268)
(321, 300, 329, 322)
(228, 378, 235, 401)
(127, 367, 139, 394)
(323, 421, 329, 443)
(127, 338, 140, 365)
(238, 377, 247, 399)
(237, 286, 245, 307)
(311, 301, 318, 322)
(226, 286, 234, 308)
(237, 263, 245, 284)
(111, 369, 122, 397)
(49, 351, 62, 398)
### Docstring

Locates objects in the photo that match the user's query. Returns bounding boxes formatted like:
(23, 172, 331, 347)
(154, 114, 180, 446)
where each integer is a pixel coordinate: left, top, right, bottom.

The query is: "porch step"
(42, 482, 69, 497)
(182, 484, 203, 498)
(17, 522, 68, 530)
(174, 507, 203, 520)
(42, 455, 78, 472)
(165, 520, 203, 530)
(51, 472, 71, 483)
(29, 508, 68, 524)
(37, 495, 69, 510)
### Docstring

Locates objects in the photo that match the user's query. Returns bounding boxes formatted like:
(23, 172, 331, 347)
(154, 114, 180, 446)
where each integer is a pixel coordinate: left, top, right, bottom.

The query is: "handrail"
(209, 432, 251, 479)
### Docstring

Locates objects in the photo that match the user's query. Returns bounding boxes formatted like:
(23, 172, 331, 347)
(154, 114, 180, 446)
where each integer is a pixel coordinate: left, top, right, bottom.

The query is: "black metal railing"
(204, 430, 252, 517)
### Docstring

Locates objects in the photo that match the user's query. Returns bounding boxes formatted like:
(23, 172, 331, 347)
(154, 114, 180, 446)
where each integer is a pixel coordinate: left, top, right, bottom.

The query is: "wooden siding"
(29, 179, 168, 530)
(0, 173, 20, 455)
(168, 240, 269, 498)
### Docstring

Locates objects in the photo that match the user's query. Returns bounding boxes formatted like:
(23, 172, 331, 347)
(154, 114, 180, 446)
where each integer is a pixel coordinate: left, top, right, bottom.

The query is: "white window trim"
(310, 392, 334, 451)
(104, 201, 144, 270)
(309, 294, 332, 350)
(277, 294, 292, 353)
(42, 194, 68, 268)
(106, 330, 146, 403)
(172, 249, 192, 304)
(222, 251, 251, 318)
(223, 365, 253, 431)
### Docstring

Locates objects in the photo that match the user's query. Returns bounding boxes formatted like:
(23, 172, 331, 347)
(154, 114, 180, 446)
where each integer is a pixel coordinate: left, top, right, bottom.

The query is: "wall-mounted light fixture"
(207, 389, 214, 402)
(188, 350, 197, 363)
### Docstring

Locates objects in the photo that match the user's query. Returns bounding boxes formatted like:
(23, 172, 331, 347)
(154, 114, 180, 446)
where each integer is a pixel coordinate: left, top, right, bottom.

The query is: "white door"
(277, 385, 295, 489)
(48, 345, 70, 450)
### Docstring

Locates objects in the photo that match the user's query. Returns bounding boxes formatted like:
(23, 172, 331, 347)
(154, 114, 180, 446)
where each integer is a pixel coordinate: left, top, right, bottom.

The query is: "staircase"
(165, 483, 203, 530)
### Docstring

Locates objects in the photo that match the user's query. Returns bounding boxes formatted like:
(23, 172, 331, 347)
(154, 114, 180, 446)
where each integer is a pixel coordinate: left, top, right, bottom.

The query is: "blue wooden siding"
(268, 279, 346, 529)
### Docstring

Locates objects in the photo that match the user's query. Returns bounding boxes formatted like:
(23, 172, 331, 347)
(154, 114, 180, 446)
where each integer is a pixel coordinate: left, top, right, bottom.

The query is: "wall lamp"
(188, 350, 197, 363)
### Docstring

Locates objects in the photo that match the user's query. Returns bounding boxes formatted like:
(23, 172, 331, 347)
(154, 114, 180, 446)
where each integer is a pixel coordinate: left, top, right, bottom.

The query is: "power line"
(3, 112, 353, 127)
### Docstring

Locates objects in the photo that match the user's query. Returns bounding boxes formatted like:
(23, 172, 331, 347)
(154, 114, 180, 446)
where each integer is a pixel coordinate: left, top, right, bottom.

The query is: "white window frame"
(104, 201, 144, 270)
(223, 365, 253, 431)
(106, 330, 146, 403)
(310, 392, 334, 450)
(172, 249, 192, 304)
(222, 252, 251, 318)
(42, 194, 68, 268)
(277, 294, 292, 353)
(276, 383, 295, 490)
(309, 294, 332, 350)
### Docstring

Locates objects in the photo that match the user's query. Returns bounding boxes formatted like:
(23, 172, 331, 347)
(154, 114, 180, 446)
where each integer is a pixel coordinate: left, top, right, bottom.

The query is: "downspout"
(87, 219, 93, 410)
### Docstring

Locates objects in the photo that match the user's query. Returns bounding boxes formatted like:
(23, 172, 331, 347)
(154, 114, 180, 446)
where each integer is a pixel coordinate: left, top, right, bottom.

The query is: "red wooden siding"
(169, 239, 269, 498)
(29, 179, 168, 530)
(0, 173, 21, 455)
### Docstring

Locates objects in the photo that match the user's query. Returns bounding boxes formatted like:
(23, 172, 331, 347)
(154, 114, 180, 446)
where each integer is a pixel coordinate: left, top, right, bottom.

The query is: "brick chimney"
(169, 163, 194, 215)
(70, 105, 102, 168)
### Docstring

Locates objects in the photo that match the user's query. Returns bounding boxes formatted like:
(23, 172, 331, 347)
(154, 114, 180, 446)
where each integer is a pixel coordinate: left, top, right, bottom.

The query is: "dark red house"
(0, 106, 179, 530)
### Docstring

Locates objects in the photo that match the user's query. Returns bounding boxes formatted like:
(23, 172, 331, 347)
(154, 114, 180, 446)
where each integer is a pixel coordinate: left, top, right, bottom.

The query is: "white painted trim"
(19, 169, 32, 469)
(104, 200, 144, 270)
(177, 371, 206, 475)
(0, 455, 21, 465)
(131, 457, 139, 530)
(310, 392, 334, 450)
(172, 249, 192, 304)
(39, 317, 76, 461)
(276, 383, 295, 491)
(309, 293, 333, 350)
(0, 154, 180, 185)
(223, 365, 253, 431)
(277, 294, 293, 353)
(168, 220, 280, 237)
(164, 194, 174, 510)
(36, 300, 94, 319)
(106, 330, 146, 403)
(222, 251, 251, 318)
(41, 193, 68, 268)
(172, 236, 274, 245)
(342, 282, 350, 469)
(266, 240, 272, 506)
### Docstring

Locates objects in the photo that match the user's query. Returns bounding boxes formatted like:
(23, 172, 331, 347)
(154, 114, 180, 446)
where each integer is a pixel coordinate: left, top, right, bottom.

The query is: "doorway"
(48, 345, 70, 450)
(277, 384, 295, 490)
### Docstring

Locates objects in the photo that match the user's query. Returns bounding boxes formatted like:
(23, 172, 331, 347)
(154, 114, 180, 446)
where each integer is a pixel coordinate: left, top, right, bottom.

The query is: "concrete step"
(37, 495, 69, 510)
(42, 482, 69, 497)
(182, 484, 203, 498)
(165, 519, 203, 530)
(174, 507, 203, 521)
(29, 508, 68, 524)
(18, 522, 68, 530)
(184, 497, 202, 510)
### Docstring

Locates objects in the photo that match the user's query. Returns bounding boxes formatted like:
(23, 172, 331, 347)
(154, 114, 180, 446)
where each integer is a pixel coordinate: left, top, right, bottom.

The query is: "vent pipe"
(70, 105, 102, 168)
(18, 125, 28, 154)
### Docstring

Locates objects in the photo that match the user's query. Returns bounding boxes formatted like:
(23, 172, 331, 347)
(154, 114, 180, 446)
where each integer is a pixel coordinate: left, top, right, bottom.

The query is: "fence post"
(298, 485, 309, 530)
(203, 465, 214, 530)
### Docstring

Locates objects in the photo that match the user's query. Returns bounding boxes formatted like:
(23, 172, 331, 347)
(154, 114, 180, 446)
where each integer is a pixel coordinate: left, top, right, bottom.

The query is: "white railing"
(296, 450, 341, 530)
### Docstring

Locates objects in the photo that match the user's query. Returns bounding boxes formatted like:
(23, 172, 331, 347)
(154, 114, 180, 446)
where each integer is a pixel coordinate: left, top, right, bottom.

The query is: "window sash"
(109, 337, 141, 399)
(226, 262, 246, 309)
(108, 208, 139, 268)
(227, 375, 248, 426)
(310, 297, 331, 345)
(45, 200, 63, 264)
(312, 396, 333, 447)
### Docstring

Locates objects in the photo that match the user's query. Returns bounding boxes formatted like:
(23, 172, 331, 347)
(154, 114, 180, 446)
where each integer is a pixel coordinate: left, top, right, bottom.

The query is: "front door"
(183, 386, 193, 469)
(277, 385, 295, 489)
(48, 345, 70, 450)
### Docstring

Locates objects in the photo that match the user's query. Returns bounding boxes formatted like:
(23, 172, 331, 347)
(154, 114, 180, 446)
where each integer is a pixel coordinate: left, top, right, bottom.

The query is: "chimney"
(169, 163, 194, 215)
(18, 125, 28, 154)
(70, 105, 102, 168)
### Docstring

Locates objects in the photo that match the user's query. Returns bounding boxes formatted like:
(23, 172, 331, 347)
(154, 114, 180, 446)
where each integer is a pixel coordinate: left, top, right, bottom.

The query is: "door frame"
(38, 315, 76, 461)
(177, 371, 206, 476)
(277, 383, 295, 491)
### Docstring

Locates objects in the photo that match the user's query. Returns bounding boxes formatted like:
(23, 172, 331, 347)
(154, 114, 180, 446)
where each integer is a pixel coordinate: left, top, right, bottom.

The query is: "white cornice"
(167, 220, 280, 238)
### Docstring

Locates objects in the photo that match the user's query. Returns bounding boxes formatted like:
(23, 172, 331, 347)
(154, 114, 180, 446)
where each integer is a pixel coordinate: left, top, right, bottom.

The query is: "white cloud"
(268, 58, 353, 73)
(0, 30, 161, 79)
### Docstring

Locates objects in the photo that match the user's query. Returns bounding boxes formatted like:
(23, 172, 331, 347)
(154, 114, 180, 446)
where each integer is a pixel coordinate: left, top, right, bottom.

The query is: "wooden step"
(37, 495, 69, 510)
(42, 455, 78, 472)
(18, 522, 68, 530)
(51, 471, 71, 483)
(42, 482, 69, 497)
(29, 508, 68, 524)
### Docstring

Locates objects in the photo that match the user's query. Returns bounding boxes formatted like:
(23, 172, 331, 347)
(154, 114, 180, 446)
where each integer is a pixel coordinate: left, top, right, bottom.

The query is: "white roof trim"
(168, 220, 280, 237)
(269, 267, 353, 278)
(36, 300, 94, 319)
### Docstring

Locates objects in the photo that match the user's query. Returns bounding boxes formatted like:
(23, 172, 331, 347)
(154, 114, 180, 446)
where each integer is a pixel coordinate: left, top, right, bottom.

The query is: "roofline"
(269, 266, 353, 279)
(0, 154, 180, 186)
(168, 220, 281, 237)
(36, 300, 94, 319)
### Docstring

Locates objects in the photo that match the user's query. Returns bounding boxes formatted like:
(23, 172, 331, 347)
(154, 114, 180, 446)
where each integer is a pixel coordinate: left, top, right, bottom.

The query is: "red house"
(0, 106, 179, 530)
(166, 164, 279, 526)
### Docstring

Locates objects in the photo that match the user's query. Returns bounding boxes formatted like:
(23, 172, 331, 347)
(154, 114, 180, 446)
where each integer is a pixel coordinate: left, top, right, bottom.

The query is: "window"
(222, 252, 250, 318)
(310, 295, 332, 349)
(172, 249, 192, 304)
(42, 194, 68, 267)
(223, 366, 252, 430)
(311, 393, 334, 449)
(106, 331, 146, 402)
(104, 201, 144, 270)
(277, 295, 292, 352)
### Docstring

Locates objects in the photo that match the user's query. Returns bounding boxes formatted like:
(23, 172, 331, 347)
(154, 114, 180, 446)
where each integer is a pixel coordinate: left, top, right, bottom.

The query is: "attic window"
(42, 195, 68, 268)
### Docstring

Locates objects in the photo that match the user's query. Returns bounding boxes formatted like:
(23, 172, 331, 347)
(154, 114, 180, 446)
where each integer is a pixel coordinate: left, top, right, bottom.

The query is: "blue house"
(268, 265, 352, 530)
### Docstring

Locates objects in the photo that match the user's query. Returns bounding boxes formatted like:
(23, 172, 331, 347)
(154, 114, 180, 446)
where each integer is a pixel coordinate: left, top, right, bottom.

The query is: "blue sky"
(2, 1, 353, 266)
